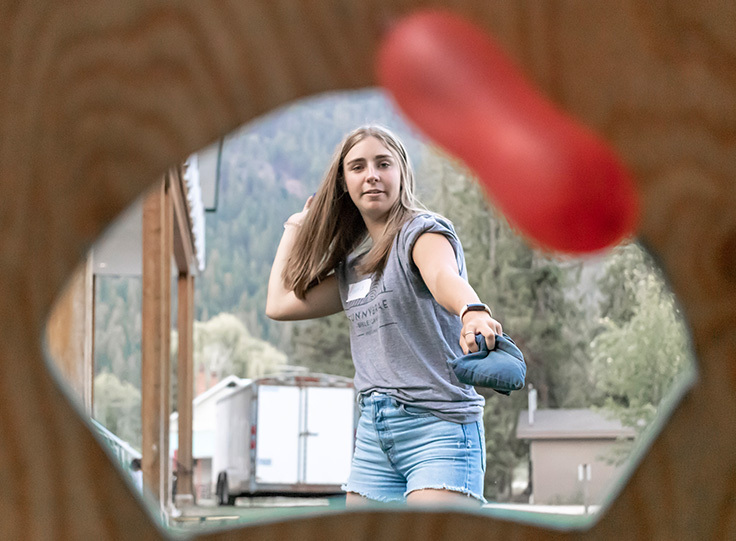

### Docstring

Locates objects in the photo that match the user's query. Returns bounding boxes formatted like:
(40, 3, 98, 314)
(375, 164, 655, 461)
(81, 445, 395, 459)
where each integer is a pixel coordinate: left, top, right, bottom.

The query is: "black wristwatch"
(459, 303, 493, 320)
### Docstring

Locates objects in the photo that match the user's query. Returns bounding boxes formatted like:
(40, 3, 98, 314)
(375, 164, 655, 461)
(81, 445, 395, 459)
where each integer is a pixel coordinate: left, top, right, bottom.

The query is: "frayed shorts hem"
(342, 484, 487, 504)
(405, 485, 487, 504)
(342, 486, 404, 504)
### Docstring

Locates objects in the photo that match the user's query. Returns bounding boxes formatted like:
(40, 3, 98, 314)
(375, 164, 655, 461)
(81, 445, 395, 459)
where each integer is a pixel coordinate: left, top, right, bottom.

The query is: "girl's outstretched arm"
(266, 197, 343, 321)
(412, 232, 502, 353)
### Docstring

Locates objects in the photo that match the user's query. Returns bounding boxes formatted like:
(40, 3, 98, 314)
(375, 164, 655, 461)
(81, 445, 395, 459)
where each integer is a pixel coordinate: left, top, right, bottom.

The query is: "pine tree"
(289, 314, 354, 378)
(590, 243, 695, 464)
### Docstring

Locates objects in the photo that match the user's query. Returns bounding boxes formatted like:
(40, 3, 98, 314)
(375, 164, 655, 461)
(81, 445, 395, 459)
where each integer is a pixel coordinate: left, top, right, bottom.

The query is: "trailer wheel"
(216, 472, 236, 506)
(224, 475, 236, 506)
(215, 472, 227, 506)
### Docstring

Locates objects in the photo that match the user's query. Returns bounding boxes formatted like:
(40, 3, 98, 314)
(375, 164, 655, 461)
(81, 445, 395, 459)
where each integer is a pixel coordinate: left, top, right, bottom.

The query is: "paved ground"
(169, 497, 342, 531)
(168, 498, 599, 532)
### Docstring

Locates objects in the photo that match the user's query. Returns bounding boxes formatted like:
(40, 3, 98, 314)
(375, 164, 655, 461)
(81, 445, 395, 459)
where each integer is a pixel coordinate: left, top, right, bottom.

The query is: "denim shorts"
(342, 392, 486, 503)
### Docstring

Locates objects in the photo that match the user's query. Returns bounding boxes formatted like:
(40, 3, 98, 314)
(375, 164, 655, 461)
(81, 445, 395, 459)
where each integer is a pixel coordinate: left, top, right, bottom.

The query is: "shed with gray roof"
(517, 408, 635, 506)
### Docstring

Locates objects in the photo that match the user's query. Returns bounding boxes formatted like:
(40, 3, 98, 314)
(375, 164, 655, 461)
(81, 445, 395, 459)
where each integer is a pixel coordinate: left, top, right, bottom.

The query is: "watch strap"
(459, 303, 493, 320)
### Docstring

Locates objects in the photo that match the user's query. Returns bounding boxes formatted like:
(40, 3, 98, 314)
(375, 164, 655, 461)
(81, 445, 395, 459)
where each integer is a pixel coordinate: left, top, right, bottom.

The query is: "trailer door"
(255, 385, 300, 484)
(302, 387, 355, 485)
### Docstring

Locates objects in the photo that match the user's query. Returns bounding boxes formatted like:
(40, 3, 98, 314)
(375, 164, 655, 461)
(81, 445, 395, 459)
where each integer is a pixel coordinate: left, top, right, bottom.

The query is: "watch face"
(466, 304, 486, 311)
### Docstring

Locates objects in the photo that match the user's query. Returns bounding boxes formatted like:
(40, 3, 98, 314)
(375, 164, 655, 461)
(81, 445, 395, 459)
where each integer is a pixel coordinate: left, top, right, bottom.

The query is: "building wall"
(45, 260, 94, 413)
(530, 439, 627, 505)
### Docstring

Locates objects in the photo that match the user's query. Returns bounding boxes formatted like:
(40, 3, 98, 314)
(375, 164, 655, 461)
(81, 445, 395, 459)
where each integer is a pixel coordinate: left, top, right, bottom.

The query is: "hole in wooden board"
(44, 89, 695, 531)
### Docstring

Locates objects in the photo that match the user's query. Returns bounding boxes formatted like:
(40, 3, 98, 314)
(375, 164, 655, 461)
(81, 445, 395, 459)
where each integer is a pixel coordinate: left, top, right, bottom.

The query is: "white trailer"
(213, 373, 356, 504)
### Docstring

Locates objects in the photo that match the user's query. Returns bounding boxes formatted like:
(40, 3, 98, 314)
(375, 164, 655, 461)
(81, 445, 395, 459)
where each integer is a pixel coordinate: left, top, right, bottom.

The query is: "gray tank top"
(337, 213, 484, 424)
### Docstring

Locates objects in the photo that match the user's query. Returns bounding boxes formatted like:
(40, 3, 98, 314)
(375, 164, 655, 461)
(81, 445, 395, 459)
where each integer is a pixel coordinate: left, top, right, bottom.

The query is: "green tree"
(94, 276, 142, 387)
(94, 372, 142, 449)
(191, 312, 288, 382)
(597, 242, 649, 323)
(590, 244, 694, 463)
(290, 314, 354, 378)
(481, 390, 530, 501)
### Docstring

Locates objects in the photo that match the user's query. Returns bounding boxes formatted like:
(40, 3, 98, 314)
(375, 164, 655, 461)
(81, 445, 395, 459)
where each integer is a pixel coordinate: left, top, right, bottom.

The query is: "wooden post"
(141, 180, 172, 505)
(176, 272, 195, 505)
(169, 163, 199, 508)
(162, 176, 173, 508)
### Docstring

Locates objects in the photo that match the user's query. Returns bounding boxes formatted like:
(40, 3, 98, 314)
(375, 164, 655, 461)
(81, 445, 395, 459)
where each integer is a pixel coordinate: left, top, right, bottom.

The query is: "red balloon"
(377, 11, 639, 254)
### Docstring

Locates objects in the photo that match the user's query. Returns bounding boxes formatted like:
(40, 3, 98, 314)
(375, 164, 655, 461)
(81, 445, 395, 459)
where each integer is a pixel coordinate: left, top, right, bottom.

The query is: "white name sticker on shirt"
(347, 278, 372, 301)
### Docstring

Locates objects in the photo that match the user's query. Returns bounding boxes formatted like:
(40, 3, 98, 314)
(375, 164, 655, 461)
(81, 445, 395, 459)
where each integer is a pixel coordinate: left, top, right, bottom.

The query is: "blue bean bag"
(448, 333, 526, 395)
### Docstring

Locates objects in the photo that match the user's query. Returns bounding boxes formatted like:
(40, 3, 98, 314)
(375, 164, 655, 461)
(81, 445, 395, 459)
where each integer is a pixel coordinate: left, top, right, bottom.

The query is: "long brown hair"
(284, 125, 424, 299)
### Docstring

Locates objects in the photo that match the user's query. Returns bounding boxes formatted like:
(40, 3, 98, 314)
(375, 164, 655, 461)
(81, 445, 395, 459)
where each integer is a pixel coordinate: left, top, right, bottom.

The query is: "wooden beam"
(176, 272, 195, 504)
(141, 181, 162, 500)
(170, 165, 197, 275)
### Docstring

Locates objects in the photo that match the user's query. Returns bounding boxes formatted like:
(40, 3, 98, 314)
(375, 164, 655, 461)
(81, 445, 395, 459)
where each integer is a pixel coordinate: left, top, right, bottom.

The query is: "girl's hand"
(285, 195, 314, 227)
(460, 311, 502, 354)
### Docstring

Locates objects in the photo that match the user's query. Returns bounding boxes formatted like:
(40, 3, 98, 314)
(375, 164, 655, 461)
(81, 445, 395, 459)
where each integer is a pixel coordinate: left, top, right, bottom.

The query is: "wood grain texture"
(1, 0, 735, 539)
(141, 181, 171, 504)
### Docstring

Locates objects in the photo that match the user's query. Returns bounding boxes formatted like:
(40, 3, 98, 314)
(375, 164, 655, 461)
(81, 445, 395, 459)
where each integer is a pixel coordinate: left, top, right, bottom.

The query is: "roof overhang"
(91, 158, 211, 277)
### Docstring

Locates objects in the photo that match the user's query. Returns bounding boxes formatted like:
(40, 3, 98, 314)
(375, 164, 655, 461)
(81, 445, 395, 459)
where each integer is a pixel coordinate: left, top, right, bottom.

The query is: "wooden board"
(1, 0, 734, 539)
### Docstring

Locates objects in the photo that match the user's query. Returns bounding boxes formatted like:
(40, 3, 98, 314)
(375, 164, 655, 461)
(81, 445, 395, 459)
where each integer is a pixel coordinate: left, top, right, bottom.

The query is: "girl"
(266, 125, 501, 506)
